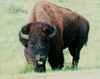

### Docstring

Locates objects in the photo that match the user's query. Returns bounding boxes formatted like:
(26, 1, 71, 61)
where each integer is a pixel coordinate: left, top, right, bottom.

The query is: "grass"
(0, 0, 100, 78)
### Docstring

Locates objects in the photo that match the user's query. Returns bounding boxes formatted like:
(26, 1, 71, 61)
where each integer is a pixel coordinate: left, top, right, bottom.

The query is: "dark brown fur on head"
(19, 22, 55, 47)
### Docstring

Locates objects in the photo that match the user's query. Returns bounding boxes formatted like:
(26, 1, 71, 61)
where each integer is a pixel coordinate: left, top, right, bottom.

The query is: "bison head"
(19, 22, 56, 72)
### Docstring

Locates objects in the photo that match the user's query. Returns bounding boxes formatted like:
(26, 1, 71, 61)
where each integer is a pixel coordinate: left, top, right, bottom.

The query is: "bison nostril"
(36, 55, 46, 61)
(40, 56, 46, 61)
(36, 55, 40, 61)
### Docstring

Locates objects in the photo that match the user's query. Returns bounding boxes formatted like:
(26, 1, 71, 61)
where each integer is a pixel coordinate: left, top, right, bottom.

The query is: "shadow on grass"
(19, 62, 100, 74)
(63, 65, 100, 71)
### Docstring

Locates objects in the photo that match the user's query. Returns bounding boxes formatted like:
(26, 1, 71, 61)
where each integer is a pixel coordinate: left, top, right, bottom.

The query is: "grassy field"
(0, 0, 100, 78)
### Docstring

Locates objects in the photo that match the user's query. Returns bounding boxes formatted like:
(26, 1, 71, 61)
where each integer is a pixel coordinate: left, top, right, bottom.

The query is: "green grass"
(0, 0, 100, 78)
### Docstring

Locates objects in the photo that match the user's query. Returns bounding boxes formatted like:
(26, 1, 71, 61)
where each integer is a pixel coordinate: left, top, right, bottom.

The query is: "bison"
(19, 1, 89, 72)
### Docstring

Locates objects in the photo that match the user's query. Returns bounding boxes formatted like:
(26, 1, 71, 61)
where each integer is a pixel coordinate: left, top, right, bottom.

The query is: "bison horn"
(49, 26, 57, 38)
(21, 31, 29, 40)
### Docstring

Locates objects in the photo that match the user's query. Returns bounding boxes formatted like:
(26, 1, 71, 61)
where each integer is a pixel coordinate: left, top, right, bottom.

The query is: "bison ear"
(20, 23, 33, 39)
(44, 25, 57, 38)
(48, 26, 56, 38)
(22, 23, 33, 34)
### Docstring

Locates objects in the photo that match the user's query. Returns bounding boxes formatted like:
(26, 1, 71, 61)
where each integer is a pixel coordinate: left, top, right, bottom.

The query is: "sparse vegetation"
(0, 0, 100, 78)
(0, 1, 27, 14)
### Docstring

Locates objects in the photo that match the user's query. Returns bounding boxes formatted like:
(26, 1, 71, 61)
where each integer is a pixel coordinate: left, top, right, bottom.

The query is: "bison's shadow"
(19, 63, 78, 74)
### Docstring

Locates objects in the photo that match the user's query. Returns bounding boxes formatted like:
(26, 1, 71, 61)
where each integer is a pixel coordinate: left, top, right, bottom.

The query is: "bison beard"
(19, 1, 89, 73)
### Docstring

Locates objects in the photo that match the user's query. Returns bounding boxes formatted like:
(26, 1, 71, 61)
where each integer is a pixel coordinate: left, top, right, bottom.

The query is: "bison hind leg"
(68, 37, 88, 68)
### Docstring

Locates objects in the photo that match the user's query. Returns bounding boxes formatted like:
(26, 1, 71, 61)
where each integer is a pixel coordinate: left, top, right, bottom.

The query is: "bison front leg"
(48, 42, 64, 70)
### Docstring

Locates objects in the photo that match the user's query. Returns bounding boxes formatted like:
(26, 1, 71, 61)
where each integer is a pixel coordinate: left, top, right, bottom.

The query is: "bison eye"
(28, 41, 34, 47)
(45, 37, 49, 46)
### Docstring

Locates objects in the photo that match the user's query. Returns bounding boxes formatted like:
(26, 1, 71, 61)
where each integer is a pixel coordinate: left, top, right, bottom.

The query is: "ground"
(33, 69, 100, 79)
(1, 69, 100, 79)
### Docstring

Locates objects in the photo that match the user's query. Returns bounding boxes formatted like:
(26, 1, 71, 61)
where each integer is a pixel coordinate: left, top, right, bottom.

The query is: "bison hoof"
(70, 65, 78, 70)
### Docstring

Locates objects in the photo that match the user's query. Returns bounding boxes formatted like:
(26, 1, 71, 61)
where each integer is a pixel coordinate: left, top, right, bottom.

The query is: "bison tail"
(85, 36, 88, 46)
(85, 21, 90, 46)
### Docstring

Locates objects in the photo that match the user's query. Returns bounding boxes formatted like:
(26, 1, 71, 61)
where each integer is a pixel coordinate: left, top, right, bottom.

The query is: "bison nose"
(36, 55, 46, 61)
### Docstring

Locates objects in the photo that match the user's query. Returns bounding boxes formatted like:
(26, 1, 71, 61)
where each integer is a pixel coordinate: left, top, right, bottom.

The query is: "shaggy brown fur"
(19, 0, 90, 72)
